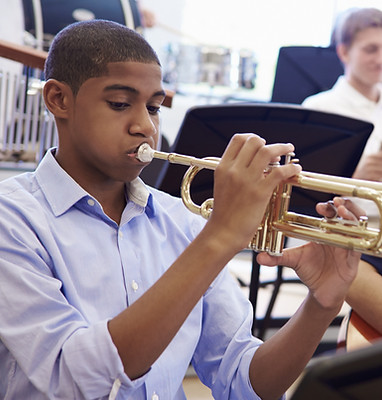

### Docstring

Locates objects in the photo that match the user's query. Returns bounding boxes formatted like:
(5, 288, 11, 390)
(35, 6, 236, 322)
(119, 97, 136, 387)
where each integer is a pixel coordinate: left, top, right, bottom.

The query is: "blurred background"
(2, 0, 382, 146)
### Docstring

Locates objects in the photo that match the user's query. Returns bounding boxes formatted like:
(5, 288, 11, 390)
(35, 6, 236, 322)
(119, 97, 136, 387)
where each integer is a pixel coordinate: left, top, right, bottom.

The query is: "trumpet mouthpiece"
(136, 143, 155, 162)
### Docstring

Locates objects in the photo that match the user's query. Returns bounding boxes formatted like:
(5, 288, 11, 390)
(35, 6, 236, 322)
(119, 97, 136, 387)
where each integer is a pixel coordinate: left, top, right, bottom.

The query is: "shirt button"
(131, 280, 139, 292)
(87, 198, 95, 206)
(119, 230, 123, 238)
(152, 393, 159, 400)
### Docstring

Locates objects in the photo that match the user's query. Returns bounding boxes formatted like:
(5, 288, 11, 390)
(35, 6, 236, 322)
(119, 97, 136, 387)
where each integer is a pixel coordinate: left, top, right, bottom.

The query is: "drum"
(22, 0, 142, 50)
(163, 43, 257, 89)
(163, 43, 202, 86)
(163, 43, 233, 88)
(199, 46, 232, 87)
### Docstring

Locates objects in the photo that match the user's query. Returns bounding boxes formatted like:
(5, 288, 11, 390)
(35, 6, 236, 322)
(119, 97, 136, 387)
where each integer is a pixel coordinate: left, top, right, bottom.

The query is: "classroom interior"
(1, 1, 382, 399)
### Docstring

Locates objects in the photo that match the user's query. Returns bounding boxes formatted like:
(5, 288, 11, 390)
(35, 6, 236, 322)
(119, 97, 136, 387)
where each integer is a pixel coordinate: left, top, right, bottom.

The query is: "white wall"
(0, 0, 24, 73)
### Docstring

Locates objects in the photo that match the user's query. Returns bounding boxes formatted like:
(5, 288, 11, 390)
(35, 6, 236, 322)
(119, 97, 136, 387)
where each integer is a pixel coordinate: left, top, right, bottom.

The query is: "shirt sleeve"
(191, 266, 285, 400)
(0, 205, 145, 399)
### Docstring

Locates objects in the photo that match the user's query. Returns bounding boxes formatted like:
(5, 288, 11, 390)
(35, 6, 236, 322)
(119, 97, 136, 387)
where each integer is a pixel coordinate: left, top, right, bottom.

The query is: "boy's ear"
(336, 43, 349, 64)
(43, 79, 73, 119)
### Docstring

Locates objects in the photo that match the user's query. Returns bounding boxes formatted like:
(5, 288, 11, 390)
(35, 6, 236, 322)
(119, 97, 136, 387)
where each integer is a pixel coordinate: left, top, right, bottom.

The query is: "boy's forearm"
(249, 294, 340, 400)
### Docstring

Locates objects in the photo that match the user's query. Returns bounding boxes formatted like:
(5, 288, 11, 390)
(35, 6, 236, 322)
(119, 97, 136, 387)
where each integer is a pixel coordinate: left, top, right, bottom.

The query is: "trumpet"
(137, 143, 382, 257)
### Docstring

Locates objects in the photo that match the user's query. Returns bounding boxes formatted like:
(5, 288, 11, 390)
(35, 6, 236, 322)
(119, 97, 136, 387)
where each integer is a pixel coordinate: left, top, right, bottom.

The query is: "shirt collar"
(127, 177, 156, 218)
(36, 148, 155, 217)
(335, 76, 382, 107)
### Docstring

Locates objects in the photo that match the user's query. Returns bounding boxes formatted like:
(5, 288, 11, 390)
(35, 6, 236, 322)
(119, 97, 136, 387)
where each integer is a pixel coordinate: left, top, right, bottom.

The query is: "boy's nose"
(128, 109, 158, 138)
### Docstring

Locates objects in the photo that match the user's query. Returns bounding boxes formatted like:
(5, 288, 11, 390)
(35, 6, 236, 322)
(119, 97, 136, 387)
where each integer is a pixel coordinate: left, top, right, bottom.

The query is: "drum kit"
(162, 42, 257, 91)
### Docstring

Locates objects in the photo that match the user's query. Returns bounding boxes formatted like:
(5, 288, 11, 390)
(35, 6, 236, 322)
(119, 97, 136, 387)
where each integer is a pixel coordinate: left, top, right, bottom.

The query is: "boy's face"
(341, 27, 382, 88)
(57, 61, 165, 184)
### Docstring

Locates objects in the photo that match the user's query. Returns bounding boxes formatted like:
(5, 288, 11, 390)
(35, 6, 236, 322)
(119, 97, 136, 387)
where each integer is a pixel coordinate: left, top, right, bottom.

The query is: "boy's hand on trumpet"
(206, 133, 301, 254)
(257, 197, 364, 312)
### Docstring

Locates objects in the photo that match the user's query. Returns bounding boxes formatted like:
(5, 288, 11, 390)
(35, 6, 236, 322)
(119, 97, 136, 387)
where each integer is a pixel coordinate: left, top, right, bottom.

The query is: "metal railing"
(0, 39, 56, 168)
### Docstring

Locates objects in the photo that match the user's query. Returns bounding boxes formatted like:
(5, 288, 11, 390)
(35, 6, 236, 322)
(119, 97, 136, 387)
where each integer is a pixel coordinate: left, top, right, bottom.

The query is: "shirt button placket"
(131, 280, 139, 292)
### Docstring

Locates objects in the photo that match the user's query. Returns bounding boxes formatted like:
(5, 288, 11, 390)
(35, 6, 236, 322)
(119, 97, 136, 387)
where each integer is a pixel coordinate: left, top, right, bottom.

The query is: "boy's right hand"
(206, 133, 301, 252)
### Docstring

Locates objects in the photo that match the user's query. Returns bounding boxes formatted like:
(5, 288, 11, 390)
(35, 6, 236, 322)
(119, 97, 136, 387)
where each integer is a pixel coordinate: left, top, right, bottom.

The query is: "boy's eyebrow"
(103, 84, 166, 98)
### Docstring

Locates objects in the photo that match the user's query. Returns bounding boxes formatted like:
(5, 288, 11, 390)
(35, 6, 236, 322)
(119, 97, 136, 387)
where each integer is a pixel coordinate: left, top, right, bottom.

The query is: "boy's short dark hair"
(44, 19, 161, 95)
(332, 7, 382, 48)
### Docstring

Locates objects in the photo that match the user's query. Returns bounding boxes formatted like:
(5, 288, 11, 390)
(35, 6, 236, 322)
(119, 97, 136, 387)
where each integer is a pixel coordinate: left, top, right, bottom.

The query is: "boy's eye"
(147, 105, 161, 115)
(107, 101, 129, 110)
(106, 102, 160, 115)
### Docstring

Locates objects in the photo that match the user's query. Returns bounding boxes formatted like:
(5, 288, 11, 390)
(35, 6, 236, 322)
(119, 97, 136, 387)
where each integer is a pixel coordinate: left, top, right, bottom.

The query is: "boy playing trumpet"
(0, 20, 362, 400)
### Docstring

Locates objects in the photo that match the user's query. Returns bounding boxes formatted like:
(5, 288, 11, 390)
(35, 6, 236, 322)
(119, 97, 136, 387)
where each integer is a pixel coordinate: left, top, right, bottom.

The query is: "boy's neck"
(87, 183, 127, 225)
(54, 149, 127, 224)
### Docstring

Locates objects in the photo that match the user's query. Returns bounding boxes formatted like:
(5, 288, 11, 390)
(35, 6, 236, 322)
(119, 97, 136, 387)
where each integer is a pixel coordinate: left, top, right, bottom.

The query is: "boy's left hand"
(257, 197, 364, 310)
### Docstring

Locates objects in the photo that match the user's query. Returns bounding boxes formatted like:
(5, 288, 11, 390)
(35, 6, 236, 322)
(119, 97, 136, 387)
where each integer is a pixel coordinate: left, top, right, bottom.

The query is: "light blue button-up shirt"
(0, 149, 263, 399)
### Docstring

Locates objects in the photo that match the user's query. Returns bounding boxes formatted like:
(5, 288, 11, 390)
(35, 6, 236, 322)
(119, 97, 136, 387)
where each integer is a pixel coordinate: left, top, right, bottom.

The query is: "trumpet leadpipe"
(136, 143, 219, 169)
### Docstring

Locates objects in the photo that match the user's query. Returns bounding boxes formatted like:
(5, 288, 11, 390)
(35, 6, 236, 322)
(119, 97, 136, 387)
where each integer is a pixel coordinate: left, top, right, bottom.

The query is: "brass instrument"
(137, 144, 382, 257)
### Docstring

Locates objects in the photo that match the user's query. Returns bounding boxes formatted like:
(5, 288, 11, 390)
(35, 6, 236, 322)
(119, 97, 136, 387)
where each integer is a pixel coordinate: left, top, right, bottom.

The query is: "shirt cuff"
(62, 319, 148, 398)
(241, 348, 286, 400)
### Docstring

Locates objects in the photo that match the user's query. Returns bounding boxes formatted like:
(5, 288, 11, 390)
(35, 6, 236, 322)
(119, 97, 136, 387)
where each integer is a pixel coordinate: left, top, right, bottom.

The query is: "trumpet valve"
(359, 215, 369, 229)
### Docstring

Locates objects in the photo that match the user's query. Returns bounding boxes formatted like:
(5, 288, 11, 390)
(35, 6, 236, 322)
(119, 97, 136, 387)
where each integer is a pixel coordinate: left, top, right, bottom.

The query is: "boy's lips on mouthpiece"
(126, 144, 149, 162)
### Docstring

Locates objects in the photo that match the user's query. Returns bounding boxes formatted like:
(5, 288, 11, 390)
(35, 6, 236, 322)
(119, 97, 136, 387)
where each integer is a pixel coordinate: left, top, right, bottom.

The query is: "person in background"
(139, 7, 156, 28)
(303, 7, 382, 184)
(136, 0, 157, 28)
(0, 20, 362, 400)
(303, 8, 382, 349)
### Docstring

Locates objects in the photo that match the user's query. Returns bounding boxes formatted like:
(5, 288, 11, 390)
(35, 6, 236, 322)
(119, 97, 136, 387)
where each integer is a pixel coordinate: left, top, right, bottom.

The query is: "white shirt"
(303, 75, 382, 158)
(303, 76, 382, 220)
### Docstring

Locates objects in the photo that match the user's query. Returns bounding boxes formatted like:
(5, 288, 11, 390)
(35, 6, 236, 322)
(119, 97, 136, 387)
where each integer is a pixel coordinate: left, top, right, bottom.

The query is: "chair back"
(271, 46, 343, 104)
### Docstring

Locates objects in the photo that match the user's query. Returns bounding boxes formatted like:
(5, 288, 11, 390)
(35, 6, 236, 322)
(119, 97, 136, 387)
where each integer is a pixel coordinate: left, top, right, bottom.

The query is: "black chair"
(290, 340, 382, 399)
(261, 46, 344, 339)
(271, 46, 344, 104)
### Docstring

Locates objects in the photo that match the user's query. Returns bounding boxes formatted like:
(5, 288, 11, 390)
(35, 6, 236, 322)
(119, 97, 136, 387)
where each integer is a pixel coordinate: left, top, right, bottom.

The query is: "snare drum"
(163, 43, 233, 88)
(199, 46, 232, 87)
(163, 43, 257, 89)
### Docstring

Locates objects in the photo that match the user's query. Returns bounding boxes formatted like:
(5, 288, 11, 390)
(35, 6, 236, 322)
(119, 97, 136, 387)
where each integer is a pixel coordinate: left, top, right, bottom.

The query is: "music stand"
(271, 46, 344, 104)
(156, 102, 373, 337)
(158, 103, 373, 214)
(290, 340, 382, 400)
